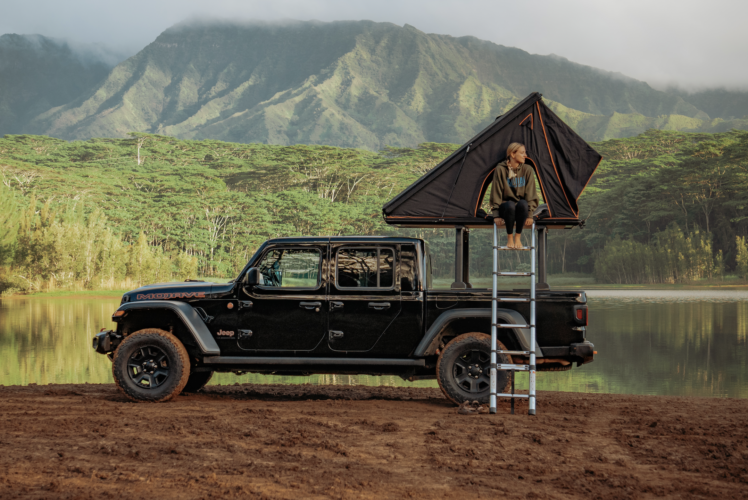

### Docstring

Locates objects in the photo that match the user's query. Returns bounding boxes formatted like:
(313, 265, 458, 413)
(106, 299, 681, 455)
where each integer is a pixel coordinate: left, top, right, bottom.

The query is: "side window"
(257, 248, 320, 288)
(337, 247, 394, 289)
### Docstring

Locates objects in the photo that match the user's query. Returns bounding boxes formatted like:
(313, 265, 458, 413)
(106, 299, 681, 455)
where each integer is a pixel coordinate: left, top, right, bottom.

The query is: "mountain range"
(2, 21, 747, 149)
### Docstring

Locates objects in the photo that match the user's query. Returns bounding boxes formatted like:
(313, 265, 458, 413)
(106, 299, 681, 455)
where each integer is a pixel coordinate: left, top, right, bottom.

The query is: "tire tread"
(112, 328, 190, 402)
(436, 332, 512, 405)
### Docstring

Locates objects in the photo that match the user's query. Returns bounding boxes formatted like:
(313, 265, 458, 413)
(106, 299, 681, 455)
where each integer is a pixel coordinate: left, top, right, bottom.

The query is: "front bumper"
(92, 329, 121, 355)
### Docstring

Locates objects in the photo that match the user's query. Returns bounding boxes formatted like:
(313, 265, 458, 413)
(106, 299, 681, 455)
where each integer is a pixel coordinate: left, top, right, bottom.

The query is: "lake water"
(1, 290, 746, 398)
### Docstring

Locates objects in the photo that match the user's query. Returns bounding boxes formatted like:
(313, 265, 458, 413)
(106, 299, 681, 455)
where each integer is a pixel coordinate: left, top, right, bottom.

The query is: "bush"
(736, 236, 748, 279)
(594, 225, 723, 284)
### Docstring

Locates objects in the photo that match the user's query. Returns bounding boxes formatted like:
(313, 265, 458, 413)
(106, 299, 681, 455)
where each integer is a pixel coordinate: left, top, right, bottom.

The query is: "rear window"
(336, 247, 394, 289)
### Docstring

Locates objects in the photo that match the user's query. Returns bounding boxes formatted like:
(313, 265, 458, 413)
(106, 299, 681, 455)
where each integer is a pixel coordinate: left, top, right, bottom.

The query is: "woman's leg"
(514, 200, 529, 236)
(499, 201, 518, 248)
(498, 201, 517, 235)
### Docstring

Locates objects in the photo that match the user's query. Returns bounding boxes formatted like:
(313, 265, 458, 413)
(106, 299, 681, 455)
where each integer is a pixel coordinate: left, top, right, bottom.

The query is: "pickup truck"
(93, 235, 595, 403)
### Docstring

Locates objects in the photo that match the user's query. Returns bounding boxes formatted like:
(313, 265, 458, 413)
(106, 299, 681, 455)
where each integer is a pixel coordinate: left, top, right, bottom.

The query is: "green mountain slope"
(675, 88, 748, 121)
(0, 34, 115, 137)
(28, 20, 748, 148)
(546, 99, 748, 142)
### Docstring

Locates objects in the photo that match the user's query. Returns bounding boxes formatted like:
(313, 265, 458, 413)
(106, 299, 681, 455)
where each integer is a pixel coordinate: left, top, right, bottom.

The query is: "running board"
(202, 356, 426, 367)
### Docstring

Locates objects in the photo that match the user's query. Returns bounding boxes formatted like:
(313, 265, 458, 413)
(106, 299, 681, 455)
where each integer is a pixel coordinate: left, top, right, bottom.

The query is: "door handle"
(300, 301, 321, 312)
(329, 330, 344, 340)
(368, 302, 391, 311)
(330, 301, 344, 312)
(239, 300, 253, 310)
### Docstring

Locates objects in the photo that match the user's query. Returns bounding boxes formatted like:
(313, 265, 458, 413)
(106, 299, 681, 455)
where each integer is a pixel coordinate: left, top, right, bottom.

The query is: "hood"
(122, 281, 234, 303)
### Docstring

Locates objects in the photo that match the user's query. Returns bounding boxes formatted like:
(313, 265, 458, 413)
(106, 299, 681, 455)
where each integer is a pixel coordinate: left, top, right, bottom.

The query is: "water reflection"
(1, 291, 746, 398)
(0, 297, 120, 386)
(576, 291, 748, 398)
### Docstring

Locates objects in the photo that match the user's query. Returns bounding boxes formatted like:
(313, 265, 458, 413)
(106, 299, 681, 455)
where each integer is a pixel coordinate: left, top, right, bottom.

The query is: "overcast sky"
(2, 0, 746, 91)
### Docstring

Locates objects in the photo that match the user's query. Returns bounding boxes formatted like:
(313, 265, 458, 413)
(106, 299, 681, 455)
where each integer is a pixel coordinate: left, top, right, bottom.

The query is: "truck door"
(328, 244, 401, 352)
(236, 244, 328, 351)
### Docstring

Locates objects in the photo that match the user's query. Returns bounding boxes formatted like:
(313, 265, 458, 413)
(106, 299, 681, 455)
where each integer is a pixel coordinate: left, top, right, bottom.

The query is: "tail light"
(573, 305, 588, 326)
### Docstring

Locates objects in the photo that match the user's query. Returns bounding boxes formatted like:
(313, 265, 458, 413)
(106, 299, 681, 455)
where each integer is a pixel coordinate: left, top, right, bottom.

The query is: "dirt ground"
(0, 384, 746, 499)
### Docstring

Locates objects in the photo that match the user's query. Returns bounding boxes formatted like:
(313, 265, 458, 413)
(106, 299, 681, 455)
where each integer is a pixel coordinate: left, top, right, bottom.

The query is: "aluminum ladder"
(489, 221, 537, 415)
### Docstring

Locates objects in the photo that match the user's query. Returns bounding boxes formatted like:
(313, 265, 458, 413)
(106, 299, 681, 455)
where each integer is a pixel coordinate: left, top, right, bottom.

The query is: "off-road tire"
(182, 370, 214, 393)
(436, 332, 512, 405)
(112, 328, 190, 402)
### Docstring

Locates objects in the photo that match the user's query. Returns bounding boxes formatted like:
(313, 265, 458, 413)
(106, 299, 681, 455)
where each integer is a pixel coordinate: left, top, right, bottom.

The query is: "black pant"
(498, 200, 529, 235)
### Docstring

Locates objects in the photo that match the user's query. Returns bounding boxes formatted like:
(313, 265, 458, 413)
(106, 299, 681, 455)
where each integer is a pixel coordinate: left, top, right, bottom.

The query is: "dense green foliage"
(1, 128, 747, 291)
(5, 22, 748, 148)
(0, 133, 458, 291)
(593, 226, 723, 284)
(552, 129, 748, 282)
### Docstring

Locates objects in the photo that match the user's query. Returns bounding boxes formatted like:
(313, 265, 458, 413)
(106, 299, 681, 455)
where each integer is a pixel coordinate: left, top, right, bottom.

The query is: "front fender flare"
(115, 300, 220, 356)
(414, 308, 543, 357)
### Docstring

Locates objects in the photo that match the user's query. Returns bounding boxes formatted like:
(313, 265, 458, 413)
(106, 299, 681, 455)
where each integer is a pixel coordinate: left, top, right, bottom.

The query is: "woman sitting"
(489, 142, 539, 249)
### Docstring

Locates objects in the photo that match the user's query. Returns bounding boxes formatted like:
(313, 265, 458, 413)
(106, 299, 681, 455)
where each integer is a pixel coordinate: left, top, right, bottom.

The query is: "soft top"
(382, 93, 602, 226)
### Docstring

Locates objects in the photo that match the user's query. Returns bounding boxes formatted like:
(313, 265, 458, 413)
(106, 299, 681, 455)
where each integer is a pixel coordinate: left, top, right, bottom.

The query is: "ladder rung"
(493, 323, 532, 328)
(493, 350, 530, 355)
(493, 272, 534, 276)
(492, 297, 532, 302)
(494, 393, 530, 398)
(494, 364, 530, 371)
(492, 246, 534, 251)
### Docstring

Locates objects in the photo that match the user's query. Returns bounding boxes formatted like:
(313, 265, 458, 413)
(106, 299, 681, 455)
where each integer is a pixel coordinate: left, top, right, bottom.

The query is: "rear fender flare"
(116, 300, 220, 356)
(414, 308, 543, 357)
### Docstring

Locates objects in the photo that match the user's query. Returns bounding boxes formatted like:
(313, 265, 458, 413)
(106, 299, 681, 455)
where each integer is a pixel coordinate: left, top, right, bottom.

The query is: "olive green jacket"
(489, 160, 539, 213)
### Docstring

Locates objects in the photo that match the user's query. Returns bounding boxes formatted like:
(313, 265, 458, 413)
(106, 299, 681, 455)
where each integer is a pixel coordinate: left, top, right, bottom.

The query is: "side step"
(202, 356, 426, 367)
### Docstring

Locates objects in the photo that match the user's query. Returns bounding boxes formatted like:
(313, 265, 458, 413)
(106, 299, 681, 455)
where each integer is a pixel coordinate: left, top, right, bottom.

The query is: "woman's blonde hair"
(506, 142, 524, 179)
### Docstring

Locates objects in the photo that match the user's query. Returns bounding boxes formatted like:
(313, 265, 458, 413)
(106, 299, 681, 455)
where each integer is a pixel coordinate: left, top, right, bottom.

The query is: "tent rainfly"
(382, 93, 602, 227)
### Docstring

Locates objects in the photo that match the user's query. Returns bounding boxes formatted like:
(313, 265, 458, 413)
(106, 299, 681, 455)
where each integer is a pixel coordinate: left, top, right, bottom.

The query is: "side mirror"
(244, 268, 261, 286)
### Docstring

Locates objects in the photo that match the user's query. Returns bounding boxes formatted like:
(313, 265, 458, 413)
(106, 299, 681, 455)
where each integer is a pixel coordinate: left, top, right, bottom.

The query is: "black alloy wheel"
(453, 348, 490, 393)
(112, 328, 190, 402)
(436, 332, 513, 405)
(127, 345, 171, 389)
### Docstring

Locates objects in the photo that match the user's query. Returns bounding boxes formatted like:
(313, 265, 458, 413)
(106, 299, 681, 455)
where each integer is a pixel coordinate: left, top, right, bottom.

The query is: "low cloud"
(1, 0, 746, 91)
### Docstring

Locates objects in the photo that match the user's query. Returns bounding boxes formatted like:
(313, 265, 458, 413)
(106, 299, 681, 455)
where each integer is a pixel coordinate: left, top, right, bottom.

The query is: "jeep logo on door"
(217, 330, 235, 337)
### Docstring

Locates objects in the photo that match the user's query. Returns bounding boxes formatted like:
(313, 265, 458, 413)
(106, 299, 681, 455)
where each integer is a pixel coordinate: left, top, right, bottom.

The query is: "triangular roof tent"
(383, 93, 602, 226)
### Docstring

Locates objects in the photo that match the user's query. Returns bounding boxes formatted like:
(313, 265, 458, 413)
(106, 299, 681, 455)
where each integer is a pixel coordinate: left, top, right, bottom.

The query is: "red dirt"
(0, 383, 746, 499)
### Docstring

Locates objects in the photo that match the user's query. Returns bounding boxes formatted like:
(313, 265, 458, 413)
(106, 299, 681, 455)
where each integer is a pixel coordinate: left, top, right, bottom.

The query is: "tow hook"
(93, 329, 122, 355)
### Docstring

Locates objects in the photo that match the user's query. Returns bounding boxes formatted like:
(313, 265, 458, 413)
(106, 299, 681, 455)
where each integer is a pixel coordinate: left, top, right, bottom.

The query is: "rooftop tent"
(382, 93, 602, 226)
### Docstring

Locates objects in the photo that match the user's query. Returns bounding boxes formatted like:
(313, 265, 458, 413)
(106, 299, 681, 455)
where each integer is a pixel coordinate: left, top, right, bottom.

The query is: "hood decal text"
(136, 292, 206, 300)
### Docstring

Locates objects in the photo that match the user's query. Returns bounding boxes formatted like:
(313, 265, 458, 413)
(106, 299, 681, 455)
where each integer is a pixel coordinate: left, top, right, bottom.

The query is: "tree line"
(1, 129, 747, 293)
(547, 129, 748, 283)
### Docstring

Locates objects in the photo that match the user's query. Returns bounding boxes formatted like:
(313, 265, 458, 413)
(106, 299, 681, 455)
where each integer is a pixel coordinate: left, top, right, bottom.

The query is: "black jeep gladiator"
(93, 235, 594, 403)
